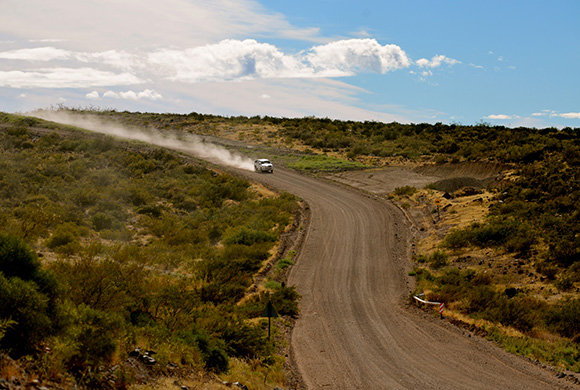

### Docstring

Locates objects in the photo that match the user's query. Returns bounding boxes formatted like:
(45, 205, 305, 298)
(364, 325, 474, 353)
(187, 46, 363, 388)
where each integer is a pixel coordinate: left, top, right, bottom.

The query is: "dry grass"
(250, 182, 279, 199)
(410, 188, 492, 254)
(128, 358, 287, 390)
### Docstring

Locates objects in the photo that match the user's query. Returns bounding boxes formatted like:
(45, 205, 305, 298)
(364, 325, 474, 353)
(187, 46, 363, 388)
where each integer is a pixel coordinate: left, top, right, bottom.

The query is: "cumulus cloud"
(0, 39, 412, 89)
(306, 39, 410, 76)
(152, 39, 410, 82)
(416, 54, 460, 68)
(148, 39, 410, 82)
(148, 39, 310, 82)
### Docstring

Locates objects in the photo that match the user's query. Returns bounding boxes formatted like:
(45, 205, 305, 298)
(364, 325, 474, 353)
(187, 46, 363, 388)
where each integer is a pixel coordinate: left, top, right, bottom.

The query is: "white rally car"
(254, 159, 274, 173)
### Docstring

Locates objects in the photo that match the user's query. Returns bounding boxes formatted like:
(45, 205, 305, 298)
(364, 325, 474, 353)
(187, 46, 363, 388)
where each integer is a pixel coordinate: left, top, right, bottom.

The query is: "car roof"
(256, 159, 271, 162)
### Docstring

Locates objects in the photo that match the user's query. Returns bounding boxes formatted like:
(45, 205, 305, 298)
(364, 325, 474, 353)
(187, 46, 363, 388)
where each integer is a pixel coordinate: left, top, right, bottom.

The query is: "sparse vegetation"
(394, 186, 417, 197)
(0, 112, 299, 389)
(11, 106, 580, 376)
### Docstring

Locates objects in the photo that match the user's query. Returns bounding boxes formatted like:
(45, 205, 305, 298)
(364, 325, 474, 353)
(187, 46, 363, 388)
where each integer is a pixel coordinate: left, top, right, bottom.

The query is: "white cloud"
(0, 47, 71, 61)
(75, 50, 144, 72)
(147, 39, 409, 83)
(559, 112, 580, 119)
(531, 110, 580, 119)
(0, 68, 143, 88)
(0, 39, 413, 90)
(148, 39, 311, 82)
(306, 39, 410, 75)
(351, 29, 373, 38)
(85, 91, 100, 99)
(29, 39, 64, 43)
(416, 54, 460, 68)
(0, 0, 322, 52)
(102, 89, 163, 101)
(485, 114, 513, 120)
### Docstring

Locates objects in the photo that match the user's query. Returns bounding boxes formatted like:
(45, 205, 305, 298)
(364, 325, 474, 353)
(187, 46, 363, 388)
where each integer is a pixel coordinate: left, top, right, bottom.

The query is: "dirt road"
(249, 167, 575, 390)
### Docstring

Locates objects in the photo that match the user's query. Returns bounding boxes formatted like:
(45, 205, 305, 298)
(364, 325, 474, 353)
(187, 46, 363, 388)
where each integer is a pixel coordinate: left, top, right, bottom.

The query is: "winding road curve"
(248, 167, 575, 390)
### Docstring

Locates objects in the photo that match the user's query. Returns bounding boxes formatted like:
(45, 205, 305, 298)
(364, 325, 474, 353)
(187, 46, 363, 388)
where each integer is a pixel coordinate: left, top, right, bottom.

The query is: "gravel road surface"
(247, 167, 576, 390)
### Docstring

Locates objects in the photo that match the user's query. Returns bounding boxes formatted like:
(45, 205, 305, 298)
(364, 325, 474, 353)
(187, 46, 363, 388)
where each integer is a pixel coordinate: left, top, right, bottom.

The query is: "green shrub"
(194, 333, 229, 374)
(546, 299, 580, 338)
(220, 318, 268, 358)
(485, 297, 535, 332)
(443, 229, 474, 249)
(276, 257, 294, 271)
(46, 223, 81, 249)
(394, 186, 417, 197)
(554, 272, 576, 292)
(429, 250, 448, 269)
(223, 228, 276, 246)
(271, 285, 300, 318)
(0, 274, 53, 355)
(200, 282, 247, 304)
(91, 212, 115, 231)
(466, 285, 497, 314)
(535, 261, 559, 280)
(0, 235, 64, 356)
(415, 254, 428, 263)
(65, 304, 121, 369)
(0, 233, 41, 280)
(264, 280, 282, 290)
(444, 219, 535, 253)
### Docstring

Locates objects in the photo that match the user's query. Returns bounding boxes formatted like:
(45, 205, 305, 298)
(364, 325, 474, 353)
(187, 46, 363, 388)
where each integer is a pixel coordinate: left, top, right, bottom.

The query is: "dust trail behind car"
(28, 110, 254, 171)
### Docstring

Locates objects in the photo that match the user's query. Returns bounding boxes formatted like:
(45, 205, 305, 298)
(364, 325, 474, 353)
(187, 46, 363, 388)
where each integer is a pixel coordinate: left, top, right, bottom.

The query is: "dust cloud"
(29, 111, 254, 171)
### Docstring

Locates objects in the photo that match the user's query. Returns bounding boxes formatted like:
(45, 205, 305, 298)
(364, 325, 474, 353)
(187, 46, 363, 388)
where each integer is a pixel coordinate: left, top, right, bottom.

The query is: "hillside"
(0, 112, 302, 389)
(53, 107, 580, 373)
(3, 107, 580, 387)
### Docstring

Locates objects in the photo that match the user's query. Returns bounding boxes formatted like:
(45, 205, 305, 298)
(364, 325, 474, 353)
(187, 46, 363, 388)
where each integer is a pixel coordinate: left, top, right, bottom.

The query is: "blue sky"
(1, 0, 579, 127)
